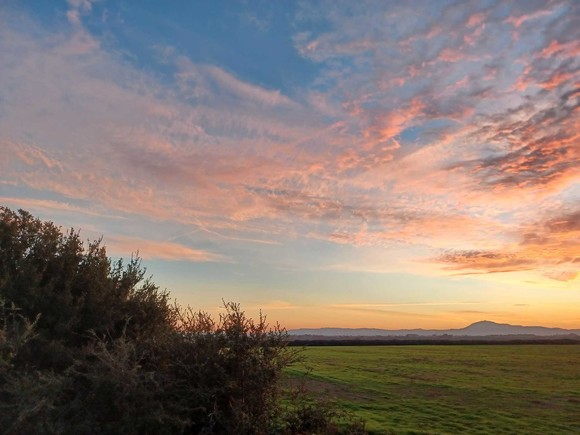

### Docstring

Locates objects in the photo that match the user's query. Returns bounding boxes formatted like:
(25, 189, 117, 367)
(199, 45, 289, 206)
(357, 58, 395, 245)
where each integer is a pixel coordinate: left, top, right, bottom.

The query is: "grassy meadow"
(286, 345, 580, 434)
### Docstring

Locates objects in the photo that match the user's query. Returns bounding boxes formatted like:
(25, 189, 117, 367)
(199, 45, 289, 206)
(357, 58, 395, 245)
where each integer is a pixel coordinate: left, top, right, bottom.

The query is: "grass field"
(286, 345, 580, 434)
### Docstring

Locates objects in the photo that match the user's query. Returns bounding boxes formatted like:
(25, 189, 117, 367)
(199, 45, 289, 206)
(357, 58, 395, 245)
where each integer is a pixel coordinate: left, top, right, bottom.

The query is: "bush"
(280, 375, 367, 435)
(0, 207, 173, 370)
(0, 206, 364, 434)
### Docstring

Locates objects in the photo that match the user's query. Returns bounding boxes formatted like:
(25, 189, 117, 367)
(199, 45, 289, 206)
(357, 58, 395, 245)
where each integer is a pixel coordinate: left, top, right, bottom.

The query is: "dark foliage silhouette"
(0, 206, 364, 434)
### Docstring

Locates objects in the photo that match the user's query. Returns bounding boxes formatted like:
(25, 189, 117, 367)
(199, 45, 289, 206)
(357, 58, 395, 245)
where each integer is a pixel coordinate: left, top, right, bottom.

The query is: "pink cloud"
(175, 59, 297, 108)
(539, 71, 576, 90)
(0, 196, 127, 222)
(438, 48, 465, 63)
(504, 8, 554, 28)
(466, 12, 486, 28)
(368, 98, 425, 143)
(106, 236, 226, 263)
(434, 209, 580, 281)
(463, 23, 485, 46)
(538, 40, 580, 59)
(2, 0, 578, 285)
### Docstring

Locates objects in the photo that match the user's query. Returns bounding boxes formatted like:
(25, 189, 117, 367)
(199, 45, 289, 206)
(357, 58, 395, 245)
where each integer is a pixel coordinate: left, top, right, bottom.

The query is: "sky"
(1, 0, 578, 330)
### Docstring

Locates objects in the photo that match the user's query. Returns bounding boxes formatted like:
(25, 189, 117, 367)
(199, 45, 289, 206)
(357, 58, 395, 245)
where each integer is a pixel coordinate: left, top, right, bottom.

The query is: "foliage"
(281, 390, 367, 435)
(0, 300, 39, 370)
(0, 207, 173, 370)
(0, 206, 362, 434)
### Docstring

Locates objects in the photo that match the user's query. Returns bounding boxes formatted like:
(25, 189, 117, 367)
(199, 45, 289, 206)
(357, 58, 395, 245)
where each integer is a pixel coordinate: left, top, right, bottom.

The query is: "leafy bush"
(0, 206, 365, 434)
(0, 207, 173, 370)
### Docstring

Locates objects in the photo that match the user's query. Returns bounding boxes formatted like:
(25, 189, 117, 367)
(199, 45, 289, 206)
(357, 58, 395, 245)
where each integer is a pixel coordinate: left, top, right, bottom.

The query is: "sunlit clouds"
(1, 0, 578, 328)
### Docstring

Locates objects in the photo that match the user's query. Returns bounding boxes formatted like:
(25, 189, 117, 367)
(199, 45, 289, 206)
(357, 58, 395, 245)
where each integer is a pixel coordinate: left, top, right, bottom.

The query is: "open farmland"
(286, 345, 580, 434)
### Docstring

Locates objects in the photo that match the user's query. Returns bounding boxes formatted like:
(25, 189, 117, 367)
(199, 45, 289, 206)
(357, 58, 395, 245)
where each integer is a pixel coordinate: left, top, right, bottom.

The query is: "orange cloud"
(106, 236, 226, 263)
(438, 48, 464, 63)
(368, 98, 425, 143)
(504, 8, 554, 28)
(434, 209, 580, 281)
(2, 0, 579, 294)
(538, 40, 580, 59)
(539, 71, 576, 90)
(456, 87, 579, 193)
(466, 12, 486, 28)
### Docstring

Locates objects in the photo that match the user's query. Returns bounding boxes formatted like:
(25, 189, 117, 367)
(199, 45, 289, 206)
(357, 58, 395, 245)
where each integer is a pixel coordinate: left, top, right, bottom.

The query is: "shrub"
(0, 206, 365, 434)
(0, 207, 174, 371)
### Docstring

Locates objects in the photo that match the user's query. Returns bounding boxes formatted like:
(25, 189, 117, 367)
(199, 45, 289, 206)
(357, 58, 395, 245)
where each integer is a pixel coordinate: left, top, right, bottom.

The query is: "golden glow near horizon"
(0, 1, 578, 329)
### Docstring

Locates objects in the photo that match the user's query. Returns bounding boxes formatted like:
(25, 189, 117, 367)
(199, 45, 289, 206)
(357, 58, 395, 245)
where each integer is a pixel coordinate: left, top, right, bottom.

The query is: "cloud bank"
(1, 0, 578, 285)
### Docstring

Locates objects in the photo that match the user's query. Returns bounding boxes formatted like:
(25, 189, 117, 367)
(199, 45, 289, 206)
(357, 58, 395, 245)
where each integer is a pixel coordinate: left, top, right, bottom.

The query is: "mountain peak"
(466, 320, 505, 328)
(289, 321, 580, 338)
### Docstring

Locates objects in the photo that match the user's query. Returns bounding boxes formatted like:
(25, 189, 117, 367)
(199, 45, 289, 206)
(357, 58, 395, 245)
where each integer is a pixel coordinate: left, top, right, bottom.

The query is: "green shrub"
(0, 206, 365, 434)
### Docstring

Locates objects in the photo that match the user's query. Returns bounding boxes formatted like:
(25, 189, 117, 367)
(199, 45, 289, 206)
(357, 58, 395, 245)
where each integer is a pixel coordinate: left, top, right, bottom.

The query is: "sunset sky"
(1, 0, 578, 329)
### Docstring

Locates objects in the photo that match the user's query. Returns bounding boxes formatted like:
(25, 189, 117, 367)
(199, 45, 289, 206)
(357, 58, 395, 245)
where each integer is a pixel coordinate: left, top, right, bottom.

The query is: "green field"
(286, 345, 580, 434)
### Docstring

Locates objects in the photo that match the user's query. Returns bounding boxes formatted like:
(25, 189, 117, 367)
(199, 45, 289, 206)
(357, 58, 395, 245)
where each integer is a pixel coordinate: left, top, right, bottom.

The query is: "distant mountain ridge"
(289, 320, 580, 337)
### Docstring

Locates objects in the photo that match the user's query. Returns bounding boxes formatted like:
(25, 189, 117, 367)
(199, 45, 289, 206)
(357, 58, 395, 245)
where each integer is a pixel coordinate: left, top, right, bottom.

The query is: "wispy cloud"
(330, 302, 483, 308)
(434, 208, 580, 281)
(1, 0, 578, 288)
(106, 236, 226, 263)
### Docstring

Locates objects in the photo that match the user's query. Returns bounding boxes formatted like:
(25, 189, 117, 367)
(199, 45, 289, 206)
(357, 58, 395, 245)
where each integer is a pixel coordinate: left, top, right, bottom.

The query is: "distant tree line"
(0, 206, 365, 434)
(288, 338, 580, 346)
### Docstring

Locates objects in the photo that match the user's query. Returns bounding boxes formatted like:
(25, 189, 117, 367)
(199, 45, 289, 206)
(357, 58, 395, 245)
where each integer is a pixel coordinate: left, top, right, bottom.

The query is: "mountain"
(456, 320, 579, 336)
(288, 320, 580, 337)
